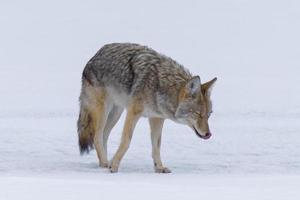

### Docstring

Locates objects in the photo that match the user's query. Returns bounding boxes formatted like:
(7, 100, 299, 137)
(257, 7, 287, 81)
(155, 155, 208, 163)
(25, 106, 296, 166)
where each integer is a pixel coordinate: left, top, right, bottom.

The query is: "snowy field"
(1, 0, 300, 199)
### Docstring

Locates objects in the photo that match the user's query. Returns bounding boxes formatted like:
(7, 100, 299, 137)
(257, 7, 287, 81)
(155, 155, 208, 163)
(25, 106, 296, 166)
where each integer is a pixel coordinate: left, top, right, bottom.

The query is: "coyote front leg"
(149, 118, 171, 173)
(109, 101, 143, 173)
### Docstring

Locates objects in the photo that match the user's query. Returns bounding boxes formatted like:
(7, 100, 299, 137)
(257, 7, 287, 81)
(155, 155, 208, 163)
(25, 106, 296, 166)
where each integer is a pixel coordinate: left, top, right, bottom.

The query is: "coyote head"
(175, 76, 217, 140)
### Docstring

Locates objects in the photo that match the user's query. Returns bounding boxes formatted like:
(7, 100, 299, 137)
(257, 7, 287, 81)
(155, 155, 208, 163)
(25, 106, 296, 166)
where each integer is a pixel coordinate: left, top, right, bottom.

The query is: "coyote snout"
(77, 43, 217, 173)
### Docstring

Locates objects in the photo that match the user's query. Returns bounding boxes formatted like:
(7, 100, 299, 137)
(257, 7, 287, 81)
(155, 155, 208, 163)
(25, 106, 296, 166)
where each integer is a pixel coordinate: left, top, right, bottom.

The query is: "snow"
(1, 0, 300, 199)
(1, 175, 299, 200)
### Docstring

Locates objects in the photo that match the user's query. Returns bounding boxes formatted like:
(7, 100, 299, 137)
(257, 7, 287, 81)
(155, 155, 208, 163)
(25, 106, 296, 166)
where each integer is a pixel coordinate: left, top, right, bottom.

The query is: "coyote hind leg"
(93, 88, 113, 168)
(81, 83, 112, 167)
(103, 105, 124, 158)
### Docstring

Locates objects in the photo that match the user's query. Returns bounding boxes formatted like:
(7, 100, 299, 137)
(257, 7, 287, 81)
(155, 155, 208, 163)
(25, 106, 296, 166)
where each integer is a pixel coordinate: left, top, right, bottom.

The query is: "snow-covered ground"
(1, 175, 299, 200)
(1, 0, 300, 199)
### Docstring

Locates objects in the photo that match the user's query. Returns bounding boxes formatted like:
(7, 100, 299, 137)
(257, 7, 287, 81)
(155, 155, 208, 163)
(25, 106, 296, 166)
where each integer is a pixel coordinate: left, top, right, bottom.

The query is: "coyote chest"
(106, 86, 166, 118)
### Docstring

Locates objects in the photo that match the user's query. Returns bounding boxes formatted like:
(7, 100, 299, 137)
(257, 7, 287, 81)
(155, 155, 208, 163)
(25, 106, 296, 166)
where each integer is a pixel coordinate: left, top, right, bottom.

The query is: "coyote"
(77, 43, 217, 173)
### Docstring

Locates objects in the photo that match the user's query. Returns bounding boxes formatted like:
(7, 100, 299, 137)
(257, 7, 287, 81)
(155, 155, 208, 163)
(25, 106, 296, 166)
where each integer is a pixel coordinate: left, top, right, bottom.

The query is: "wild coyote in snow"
(77, 43, 217, 173)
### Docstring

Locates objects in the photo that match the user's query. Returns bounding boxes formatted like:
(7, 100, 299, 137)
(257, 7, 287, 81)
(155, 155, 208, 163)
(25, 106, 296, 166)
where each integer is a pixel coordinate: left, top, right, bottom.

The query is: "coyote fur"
(77, 43, 217, 173)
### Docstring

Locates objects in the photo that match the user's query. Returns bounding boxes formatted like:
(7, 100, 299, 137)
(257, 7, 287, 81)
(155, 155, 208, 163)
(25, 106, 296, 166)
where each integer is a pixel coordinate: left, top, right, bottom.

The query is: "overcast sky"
(1, 0, 299, 113)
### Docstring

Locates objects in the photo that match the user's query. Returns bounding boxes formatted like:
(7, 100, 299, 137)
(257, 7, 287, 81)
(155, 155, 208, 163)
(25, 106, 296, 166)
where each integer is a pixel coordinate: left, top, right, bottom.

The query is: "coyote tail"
(77, 78, 95, 154)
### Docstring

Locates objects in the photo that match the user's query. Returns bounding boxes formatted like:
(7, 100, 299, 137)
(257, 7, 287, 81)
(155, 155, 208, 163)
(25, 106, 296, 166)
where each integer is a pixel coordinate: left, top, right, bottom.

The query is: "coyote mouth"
(193, 127, 211, 140)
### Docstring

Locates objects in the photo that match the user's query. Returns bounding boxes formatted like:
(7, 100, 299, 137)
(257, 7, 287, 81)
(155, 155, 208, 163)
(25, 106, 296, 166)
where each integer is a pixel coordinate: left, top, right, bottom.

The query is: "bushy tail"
(77, 79, 95, 154)
(77, 107, 94, 154)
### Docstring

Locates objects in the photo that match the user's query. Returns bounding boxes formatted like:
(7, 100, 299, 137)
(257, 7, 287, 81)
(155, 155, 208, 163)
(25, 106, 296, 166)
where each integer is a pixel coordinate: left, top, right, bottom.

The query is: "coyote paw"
(99, 161, 109, 168)
(108, 162, 119, 173)
(155, 167, 171, 173)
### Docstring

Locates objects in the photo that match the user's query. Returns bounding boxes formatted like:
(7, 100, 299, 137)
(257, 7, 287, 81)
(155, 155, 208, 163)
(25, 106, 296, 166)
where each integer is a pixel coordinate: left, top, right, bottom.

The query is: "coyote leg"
(103, 105, 124, 157)
(149, 118, 171, 173)
(91, 88, 111, 168)
(109, 101, 143, 173)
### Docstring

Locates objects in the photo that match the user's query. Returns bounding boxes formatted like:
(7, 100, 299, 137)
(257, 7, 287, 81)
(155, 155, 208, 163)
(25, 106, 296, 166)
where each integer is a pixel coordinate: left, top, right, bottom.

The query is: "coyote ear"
(186, 76, 201, 96)
(202, 77, 217, 96)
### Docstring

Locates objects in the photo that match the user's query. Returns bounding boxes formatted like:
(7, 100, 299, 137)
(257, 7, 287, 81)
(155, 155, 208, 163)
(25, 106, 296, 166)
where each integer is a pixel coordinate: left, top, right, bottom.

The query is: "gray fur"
(78, 43, 217, 172)
(83, 43, 192, 119)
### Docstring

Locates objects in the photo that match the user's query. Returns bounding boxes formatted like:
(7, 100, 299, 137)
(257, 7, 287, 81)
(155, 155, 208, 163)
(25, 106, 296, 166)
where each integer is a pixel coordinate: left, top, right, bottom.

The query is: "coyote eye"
(192, 111, 202, 118)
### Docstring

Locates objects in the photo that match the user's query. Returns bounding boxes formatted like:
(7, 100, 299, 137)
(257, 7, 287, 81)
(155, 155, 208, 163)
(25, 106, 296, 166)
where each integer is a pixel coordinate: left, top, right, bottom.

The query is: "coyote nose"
(203, 132, 211, 139)
(193, 127, 212, 140)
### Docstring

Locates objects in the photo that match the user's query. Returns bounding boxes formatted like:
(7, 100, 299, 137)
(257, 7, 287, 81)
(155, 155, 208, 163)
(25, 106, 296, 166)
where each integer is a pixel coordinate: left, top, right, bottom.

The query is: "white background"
(0, 0, 299, 199)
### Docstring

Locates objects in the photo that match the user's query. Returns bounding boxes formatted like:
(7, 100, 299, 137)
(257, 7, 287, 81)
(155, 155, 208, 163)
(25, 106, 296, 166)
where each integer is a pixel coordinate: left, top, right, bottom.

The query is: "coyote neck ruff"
(78, 43, 217, 173)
